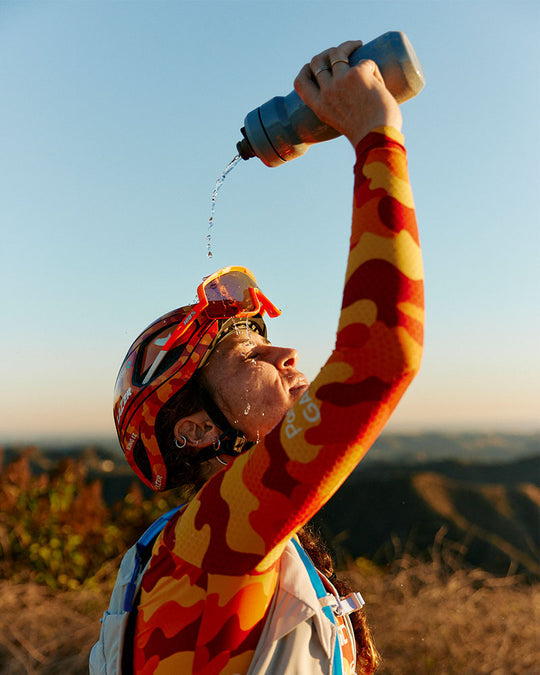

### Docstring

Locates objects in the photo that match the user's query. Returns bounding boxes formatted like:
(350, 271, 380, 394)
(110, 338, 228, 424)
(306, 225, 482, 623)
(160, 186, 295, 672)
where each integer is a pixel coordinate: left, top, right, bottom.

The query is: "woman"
(100, 40, 424, 674)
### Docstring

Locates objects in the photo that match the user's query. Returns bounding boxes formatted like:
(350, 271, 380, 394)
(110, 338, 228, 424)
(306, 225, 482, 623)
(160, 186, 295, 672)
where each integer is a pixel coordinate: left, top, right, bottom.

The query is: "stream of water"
(207, 154, 242, 259)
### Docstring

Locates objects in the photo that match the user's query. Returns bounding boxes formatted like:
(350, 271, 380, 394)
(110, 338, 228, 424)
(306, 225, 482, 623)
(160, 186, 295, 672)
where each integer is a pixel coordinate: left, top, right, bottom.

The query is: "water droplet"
(207, 154, 242, 260)
(244, 403, 251, 415)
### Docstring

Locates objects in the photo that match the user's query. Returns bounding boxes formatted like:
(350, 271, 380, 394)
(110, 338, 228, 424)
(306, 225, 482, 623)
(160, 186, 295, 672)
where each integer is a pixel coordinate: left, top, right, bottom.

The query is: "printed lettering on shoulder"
(299, 390, 320, 424)
(284, 390, 321, 439)
(284, 409, 303, 439)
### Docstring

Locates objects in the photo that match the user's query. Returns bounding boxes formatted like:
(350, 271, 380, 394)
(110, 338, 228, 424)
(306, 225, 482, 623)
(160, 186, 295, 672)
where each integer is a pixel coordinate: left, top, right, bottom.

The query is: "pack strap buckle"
(320, 591, 365, 616)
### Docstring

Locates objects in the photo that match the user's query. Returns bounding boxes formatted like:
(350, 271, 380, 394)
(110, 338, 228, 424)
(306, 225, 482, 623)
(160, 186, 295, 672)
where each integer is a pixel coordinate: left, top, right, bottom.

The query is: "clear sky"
(1, 0, 538, 442)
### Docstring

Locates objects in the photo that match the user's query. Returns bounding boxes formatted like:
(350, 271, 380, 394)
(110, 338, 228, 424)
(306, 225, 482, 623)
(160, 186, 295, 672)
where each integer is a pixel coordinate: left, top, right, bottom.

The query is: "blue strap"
(123, 505, 184, 612)
(292, 539, 343, 674)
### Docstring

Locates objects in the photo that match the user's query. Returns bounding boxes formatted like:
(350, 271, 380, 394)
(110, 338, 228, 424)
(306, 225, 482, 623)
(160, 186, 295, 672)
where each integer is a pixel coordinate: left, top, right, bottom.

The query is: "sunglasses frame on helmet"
(141, 266, 280, 385)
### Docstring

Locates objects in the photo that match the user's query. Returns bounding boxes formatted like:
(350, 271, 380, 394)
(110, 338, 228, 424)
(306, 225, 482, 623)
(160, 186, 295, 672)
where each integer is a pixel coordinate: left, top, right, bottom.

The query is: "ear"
(174, 410, 219, 447)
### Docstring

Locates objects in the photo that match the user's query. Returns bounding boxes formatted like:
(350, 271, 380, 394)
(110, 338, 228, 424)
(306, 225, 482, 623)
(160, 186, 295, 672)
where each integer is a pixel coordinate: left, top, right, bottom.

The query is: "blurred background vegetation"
(0, 442, 538, 673)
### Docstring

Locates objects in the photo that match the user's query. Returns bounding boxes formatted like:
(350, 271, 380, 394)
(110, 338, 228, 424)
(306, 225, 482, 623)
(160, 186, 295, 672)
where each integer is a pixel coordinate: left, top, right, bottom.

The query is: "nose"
(269, 345, 299, 370)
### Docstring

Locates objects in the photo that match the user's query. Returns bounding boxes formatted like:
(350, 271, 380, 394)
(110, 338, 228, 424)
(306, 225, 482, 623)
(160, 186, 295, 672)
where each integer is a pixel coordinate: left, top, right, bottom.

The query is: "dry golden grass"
(1, 450, 537, 672)
(0, 556, 537, 674)
(355, 562, 538, 674)
(0, 580, 107, 674)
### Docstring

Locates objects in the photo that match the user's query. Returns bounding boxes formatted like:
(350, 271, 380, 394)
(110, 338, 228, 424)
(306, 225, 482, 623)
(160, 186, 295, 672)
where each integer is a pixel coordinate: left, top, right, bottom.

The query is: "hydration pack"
(89, 505, 364, 674)
(89, 505, 183, 674)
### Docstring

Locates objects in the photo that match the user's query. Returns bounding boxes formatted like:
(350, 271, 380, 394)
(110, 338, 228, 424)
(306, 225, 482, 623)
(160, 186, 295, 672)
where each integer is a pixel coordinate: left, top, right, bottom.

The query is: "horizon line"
(1, 427, 539, 448)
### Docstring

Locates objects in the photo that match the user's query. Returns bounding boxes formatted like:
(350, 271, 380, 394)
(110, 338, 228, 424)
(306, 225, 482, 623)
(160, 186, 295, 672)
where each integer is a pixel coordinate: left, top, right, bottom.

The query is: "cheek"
(209, 367, 258, 418)
(221, 368, 282, 421)
(248, 383, 289, 426)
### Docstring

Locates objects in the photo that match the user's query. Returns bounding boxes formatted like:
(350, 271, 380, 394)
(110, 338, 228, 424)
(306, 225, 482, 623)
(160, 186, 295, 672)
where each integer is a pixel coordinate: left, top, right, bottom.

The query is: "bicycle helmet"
(113, 267, 278, 491)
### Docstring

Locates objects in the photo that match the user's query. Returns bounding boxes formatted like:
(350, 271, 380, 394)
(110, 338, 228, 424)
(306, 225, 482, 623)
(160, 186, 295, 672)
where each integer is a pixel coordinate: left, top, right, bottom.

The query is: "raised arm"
(133, 43, 424, 675)
(174, 44, 424, 575)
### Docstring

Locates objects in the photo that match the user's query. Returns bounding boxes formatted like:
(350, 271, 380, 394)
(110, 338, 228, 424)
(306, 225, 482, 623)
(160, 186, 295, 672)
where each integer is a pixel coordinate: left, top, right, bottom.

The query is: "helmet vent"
(135, 341, 188, 386)
(132, 438, 152, 482)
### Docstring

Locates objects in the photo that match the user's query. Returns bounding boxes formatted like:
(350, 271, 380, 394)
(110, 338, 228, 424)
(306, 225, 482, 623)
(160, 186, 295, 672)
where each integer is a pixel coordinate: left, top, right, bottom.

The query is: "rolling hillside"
(315, 455, 540, 579)
(1, 433, 539, 578)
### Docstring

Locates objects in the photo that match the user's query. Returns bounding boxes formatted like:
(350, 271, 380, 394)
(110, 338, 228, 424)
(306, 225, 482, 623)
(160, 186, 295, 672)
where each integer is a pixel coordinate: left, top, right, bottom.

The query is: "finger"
(328, 47, 350, 75)
(369, 60, 385, 87)
(307, 40, 364, 85)
(308, 39, 363, 66)
(309, 53, 331, 85)
(336, 40, 363, 57)
(327, 40, 363, 76)
(294, 62, 321, 102)
(313, 64, 332, 83)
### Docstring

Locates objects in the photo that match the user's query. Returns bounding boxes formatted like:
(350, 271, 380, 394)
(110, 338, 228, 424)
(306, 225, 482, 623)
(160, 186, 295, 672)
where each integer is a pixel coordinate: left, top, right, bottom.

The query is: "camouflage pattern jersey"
(133, 127, 424, 674)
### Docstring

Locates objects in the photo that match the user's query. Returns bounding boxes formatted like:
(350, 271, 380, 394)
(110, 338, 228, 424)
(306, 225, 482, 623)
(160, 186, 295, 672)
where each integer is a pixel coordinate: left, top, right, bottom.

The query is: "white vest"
(247, 540, 360, 674)
(90, 511, 363, 675)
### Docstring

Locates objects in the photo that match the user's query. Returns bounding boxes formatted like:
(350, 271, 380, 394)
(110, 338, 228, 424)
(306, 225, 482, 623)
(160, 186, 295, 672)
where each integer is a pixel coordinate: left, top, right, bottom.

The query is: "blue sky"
(1, 0, 538, 441)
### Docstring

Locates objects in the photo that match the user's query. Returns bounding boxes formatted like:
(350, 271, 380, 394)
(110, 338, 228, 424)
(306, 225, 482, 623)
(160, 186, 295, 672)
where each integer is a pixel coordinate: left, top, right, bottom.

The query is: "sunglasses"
(142, 266, 280, 384)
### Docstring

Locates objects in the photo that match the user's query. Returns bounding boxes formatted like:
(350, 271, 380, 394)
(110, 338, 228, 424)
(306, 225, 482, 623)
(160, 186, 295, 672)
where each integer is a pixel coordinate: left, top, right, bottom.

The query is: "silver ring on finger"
(314, 65, 331, 77)
(330, 59, 349, 68)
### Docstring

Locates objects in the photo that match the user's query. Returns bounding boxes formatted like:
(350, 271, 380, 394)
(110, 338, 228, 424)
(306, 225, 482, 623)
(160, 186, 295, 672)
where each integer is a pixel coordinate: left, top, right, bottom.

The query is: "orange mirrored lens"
(204, 271, 259, 318)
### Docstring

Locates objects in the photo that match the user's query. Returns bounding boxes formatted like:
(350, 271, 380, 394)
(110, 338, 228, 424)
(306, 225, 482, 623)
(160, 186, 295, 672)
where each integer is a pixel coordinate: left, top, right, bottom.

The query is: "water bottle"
(236, 31, 425, 167)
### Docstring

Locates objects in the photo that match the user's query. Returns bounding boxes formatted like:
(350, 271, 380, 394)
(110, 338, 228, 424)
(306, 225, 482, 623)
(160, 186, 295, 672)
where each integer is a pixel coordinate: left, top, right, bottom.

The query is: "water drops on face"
(207, 154, 242, 260)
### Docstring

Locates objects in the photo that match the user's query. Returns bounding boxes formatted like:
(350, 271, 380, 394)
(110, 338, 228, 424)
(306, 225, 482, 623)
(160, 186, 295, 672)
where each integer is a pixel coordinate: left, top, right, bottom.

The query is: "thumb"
(356, 59, 385, 87)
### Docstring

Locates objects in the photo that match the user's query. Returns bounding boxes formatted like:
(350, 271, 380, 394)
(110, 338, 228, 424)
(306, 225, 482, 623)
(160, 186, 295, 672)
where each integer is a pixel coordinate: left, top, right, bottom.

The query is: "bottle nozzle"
(236, 127, 256, 160)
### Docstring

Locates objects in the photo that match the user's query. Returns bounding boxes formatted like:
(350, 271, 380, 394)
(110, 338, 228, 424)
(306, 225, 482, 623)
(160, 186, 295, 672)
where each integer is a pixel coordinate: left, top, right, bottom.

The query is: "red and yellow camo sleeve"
(134, 127, 424, 674)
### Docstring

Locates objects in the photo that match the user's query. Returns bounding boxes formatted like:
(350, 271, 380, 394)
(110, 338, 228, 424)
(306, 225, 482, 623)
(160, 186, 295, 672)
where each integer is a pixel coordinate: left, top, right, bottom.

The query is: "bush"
(0, 452, 180, 590)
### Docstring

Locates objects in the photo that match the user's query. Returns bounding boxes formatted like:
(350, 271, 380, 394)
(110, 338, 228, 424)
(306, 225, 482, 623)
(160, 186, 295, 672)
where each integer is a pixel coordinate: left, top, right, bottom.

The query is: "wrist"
(354, 126, 406, 163)
(346, 102, 403, 147)
(347, 118, 403, 148)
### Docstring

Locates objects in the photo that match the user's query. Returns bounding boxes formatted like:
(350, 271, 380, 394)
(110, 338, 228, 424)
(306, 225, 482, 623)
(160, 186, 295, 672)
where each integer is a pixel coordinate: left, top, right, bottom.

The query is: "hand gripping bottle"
(236, 31, 424, 167)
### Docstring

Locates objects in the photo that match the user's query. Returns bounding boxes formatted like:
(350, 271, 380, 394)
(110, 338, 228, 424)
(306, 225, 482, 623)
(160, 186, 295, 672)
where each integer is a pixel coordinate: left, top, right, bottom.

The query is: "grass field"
(0, 555, 537, 674)
(0, 447, 538, 673)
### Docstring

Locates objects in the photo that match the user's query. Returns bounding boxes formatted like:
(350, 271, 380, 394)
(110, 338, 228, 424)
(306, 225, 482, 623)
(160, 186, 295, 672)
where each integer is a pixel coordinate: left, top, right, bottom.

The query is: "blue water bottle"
(236, 31, 425, 167)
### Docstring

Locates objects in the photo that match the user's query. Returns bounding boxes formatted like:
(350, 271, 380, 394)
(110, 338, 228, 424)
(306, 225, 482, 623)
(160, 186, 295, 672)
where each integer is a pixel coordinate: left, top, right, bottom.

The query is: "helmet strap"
(194, 382, 253, 461)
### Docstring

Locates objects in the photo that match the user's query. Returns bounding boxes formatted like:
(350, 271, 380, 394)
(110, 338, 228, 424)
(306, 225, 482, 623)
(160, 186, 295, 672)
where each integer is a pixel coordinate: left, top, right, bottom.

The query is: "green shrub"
(0, 451, 180, 589)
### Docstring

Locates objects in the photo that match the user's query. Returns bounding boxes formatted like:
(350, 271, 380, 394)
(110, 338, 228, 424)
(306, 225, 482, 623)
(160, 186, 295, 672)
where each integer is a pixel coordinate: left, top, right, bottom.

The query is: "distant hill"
(315, 455, 540, 580)
(362, 430, 540, 464)
(1, 433, 539, 579)
(2, 430, 538, 464)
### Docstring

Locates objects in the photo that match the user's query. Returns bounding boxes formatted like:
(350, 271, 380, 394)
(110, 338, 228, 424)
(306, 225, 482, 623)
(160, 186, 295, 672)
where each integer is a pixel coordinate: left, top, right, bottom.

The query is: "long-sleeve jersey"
(133, 127, 424, 674)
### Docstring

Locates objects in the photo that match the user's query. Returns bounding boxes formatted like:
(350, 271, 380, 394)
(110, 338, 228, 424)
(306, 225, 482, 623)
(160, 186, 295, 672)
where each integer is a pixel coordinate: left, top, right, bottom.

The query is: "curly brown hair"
(297, 524, 380, 673)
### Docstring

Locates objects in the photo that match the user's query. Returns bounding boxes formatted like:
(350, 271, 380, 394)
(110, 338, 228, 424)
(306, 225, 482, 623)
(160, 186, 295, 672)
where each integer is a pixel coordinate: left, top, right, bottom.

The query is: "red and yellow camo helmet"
(113, 267, 277, 491)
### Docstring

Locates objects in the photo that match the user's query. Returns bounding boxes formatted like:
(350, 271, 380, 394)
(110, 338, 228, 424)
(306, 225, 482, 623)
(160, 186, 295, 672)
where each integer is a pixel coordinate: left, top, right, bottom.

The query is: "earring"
(213, 438, 226, 464)
(174, 435, 187, 449)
